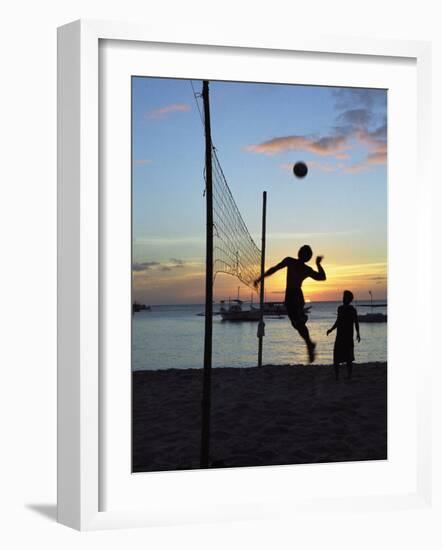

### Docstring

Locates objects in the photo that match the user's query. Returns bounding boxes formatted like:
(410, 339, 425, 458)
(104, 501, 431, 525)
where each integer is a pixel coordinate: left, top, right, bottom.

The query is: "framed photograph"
(57, 20, 432, 530)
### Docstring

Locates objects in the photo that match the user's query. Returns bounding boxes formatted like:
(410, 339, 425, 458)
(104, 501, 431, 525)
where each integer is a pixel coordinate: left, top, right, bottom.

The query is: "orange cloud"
(147, 103, 191, 119)
(366, 151, 387, 165)
(344, 150, 387, 174)
(247, 110, 387, 175)
(354, 126, 387, 153)
(247, 134, 348, 157)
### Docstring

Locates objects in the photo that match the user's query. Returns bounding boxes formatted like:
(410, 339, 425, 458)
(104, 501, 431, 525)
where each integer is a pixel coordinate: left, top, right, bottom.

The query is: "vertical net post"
(196, 78, 262, 465)
(258, 191, 267, 367)
(200, 80, 213, 469)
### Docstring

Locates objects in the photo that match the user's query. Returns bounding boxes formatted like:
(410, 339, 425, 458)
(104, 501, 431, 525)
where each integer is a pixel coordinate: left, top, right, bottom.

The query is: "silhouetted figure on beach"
(327, 290, 361, 380)
(254, 245, 326, 363)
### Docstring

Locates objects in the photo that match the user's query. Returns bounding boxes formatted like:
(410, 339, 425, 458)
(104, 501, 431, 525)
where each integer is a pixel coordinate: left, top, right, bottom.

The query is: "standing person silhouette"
(254, 245, 326, 363)
(327, 290, 361, 380)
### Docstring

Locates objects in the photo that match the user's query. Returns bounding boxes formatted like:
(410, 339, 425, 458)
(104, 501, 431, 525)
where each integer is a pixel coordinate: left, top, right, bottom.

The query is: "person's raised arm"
(309, 256, 326, 281)
(254, 257, 289, 288)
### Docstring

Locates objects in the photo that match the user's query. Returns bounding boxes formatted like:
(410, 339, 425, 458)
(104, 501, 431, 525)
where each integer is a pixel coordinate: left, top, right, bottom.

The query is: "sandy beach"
(133, 363, 387, 472)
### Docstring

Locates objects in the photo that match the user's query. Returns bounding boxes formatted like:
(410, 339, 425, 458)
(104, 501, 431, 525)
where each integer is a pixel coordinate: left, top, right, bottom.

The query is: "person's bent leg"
(296, 323, 316, 363)
(287, 306, 316, 363)
(346, 361, 353, 379)
(296, 322, 311, 344)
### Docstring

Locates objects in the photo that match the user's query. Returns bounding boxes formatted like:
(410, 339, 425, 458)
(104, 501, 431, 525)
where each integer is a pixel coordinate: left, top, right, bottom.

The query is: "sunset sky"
(132, 77, 387, 305)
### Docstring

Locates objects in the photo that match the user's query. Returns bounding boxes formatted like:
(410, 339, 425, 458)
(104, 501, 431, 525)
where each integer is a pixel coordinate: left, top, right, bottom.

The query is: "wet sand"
(132, 363, 387, 472)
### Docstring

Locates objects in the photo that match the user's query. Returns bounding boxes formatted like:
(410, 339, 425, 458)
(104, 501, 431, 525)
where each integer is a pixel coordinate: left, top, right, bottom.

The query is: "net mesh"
(212, 147, 261, 290)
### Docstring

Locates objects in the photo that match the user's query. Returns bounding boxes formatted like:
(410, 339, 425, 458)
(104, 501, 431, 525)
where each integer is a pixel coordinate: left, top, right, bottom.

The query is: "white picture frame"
(57, 19, 433, 531)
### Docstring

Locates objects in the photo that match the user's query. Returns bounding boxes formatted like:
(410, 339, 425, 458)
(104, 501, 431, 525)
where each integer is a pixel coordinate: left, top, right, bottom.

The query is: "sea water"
(132, 301, 387, 371)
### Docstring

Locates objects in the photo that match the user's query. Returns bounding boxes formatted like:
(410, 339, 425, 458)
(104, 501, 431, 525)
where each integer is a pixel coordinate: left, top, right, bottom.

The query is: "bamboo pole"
(200, 80, 213, 469)
(258, 191, 267, 367)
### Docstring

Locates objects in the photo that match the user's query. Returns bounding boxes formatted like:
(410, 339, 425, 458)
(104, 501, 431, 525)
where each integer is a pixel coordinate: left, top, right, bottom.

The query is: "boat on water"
(357, 291, 387, 323)
(132, 301, 151, 313)
(196, 300, 225, 316)
(358, 312, 387, 323)
(220, 299, 261, 321)
(220, 288, 261, 322)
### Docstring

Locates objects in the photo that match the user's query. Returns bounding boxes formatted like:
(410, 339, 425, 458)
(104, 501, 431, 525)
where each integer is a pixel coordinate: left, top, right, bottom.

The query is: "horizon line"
(133, 298, 388, 307)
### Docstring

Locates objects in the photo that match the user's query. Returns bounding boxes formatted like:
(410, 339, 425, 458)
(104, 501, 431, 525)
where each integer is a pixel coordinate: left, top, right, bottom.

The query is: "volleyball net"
(212, 147, 261, 291)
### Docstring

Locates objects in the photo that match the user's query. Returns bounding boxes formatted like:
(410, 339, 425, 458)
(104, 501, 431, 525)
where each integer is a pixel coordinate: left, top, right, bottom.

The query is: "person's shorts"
(285, 302, 308, 328)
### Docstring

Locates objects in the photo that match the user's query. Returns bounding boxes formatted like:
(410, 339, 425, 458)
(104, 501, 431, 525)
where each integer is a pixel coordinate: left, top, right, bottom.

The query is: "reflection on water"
(132, 302, 387, 371)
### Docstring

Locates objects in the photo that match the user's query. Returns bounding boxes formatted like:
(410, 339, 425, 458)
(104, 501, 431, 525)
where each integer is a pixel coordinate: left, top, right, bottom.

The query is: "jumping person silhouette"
(254, 245, 326, 363)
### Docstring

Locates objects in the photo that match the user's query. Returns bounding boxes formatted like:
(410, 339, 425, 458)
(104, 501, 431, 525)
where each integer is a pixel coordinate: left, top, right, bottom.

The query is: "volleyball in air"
(293, 161, 308, 178)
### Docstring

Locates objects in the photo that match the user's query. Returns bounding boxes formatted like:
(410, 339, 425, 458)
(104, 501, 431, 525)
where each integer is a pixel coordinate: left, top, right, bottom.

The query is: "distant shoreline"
(132, 361, 386, 373)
